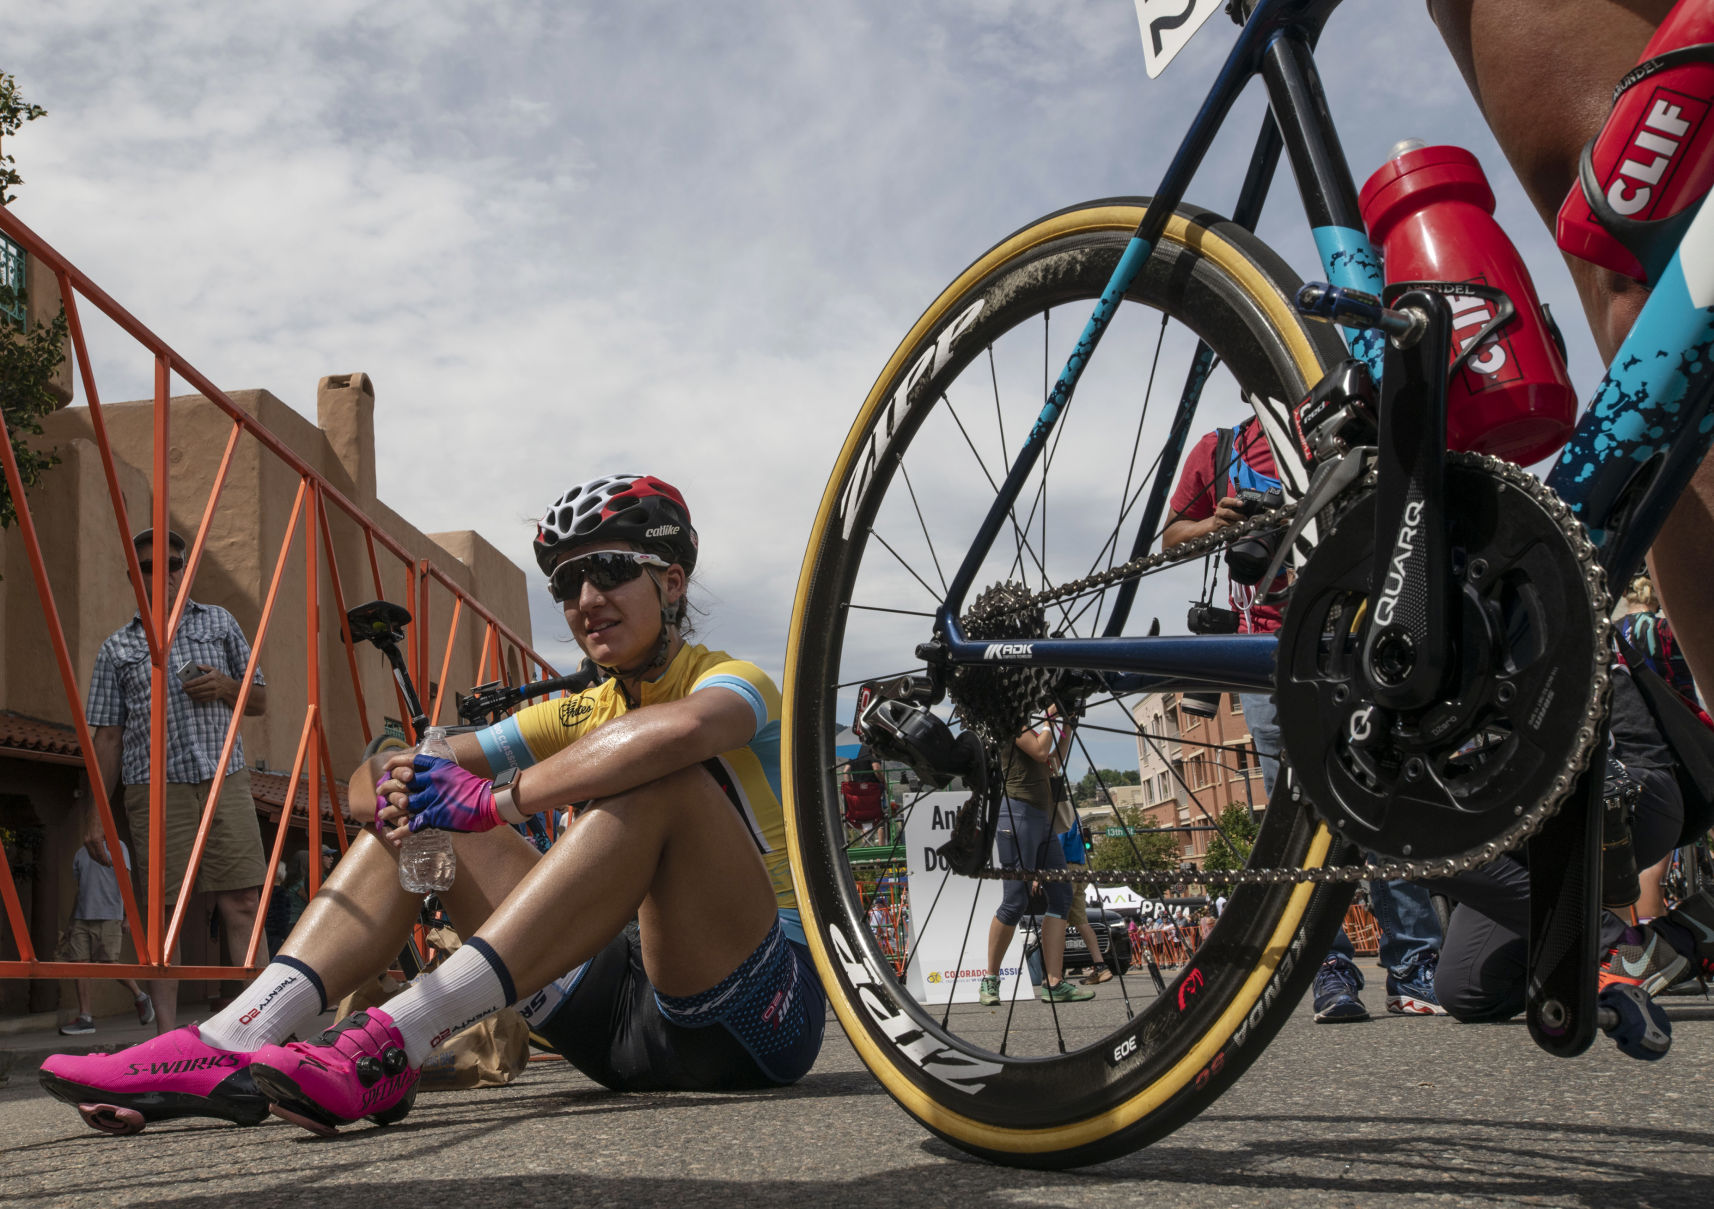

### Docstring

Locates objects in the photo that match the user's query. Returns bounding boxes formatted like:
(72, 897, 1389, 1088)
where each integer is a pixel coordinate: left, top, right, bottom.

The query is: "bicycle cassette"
(1275, 453, 1610, 866)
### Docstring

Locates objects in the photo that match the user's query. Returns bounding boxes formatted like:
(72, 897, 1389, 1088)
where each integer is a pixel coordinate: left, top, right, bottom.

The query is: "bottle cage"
(1576, 43, 1714, 284)
(1383, 279, 1518, 380)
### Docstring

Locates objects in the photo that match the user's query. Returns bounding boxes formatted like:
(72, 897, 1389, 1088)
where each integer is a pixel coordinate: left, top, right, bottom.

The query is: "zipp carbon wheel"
(784, 200, 1355, 1166)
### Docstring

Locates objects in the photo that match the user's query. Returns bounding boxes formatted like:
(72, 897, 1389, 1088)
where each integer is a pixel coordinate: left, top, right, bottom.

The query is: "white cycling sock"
(198, 956, 327, 1052)
(384, 937, 514, 1067)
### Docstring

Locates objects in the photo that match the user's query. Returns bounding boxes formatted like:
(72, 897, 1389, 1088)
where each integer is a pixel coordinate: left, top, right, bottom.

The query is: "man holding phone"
(84, 527, 270, 1032)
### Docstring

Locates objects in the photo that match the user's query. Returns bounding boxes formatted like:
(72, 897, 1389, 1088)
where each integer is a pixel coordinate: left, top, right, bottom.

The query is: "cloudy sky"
(6, 1, 1604, 771)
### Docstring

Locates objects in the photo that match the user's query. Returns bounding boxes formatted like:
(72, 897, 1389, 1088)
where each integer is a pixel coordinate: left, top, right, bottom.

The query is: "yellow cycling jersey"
(473, 642, 797, 933)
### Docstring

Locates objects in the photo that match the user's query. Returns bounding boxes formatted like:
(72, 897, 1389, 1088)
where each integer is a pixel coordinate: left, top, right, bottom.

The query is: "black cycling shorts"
(529, 919, 824, 1093)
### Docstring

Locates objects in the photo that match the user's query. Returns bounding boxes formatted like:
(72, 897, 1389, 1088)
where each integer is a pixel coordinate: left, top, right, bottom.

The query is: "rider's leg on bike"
(1427, 0, 1714, 691)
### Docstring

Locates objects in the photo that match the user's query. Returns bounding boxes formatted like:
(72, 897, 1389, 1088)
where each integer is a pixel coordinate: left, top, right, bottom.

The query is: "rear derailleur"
(852, 677, 996, 876)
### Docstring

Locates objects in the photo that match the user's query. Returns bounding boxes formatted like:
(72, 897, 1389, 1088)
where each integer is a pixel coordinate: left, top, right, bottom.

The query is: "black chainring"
(1276, 454, 1606, 865)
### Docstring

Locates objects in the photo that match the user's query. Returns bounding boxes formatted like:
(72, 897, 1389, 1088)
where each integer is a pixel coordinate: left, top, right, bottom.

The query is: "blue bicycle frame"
(930, 0, 1714, 696)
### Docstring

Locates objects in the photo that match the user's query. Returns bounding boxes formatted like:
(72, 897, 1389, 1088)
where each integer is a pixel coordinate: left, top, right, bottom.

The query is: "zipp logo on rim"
(829, 923, 1001, 1095)
(838, 299, 987, 539)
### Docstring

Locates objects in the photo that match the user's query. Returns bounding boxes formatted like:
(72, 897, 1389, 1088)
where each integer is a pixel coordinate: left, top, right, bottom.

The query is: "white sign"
(1092, 884, 1146, 914)
(1134, 0, 1226, 80)
(903, 790, 1026, 1005)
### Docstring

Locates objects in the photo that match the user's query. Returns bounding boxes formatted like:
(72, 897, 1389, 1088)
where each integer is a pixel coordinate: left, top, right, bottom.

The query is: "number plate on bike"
(1134, 0, 1225, 79)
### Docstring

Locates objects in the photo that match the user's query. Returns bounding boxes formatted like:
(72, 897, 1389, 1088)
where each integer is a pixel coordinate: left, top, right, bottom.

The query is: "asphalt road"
(5, 992, 1714, 1208)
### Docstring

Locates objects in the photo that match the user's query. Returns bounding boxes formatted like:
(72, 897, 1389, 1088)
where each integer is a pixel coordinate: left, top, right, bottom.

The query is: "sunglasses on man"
(548, 550, 670, 603)
(138, 557, 185, 575)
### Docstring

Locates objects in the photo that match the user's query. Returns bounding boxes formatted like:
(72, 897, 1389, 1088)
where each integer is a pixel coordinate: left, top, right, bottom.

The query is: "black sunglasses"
(139, 557, 185, 575)
(548, 550, 669, 603)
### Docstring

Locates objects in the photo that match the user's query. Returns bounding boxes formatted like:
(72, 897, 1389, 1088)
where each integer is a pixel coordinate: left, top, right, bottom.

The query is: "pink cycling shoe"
(38, 1025, 269, 1135)
(248, 1008, 419, 1136)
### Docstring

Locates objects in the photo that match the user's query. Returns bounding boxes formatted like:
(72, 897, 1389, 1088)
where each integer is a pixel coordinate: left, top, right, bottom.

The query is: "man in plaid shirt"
(84, 528, 270, 1033)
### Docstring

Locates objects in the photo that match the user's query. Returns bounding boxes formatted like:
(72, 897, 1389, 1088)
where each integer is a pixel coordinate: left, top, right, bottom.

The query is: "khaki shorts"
(1068, 881, 1088, 927)
(56, 918, 122, 963)
(125, 768, 266, 902)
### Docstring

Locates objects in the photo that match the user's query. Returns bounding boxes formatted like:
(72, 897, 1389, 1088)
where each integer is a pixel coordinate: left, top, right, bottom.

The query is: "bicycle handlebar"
(455, 660, 603, 725)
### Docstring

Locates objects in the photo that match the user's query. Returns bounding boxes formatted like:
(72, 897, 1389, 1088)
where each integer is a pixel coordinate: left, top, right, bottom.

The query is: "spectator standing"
(84, 528, 270, 1033)
(1616, 574, 1700, 709)
(1615, 573, 1705, 923)
(1165, 419, 1447, 1021)
(1054, 795, 1111, 984)
(979, 708, 1094, 1005)
(57, 838, 153, 1035)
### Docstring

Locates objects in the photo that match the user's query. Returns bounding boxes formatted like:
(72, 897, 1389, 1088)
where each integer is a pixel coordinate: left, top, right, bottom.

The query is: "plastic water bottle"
(397, 726, 457, 894)
(1359, 141, 1577, 467)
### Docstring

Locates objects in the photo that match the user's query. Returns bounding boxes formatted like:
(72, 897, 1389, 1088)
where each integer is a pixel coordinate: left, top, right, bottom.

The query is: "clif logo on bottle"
(1556, 3, 1714, 283)
(1599, 91, 1708, 221)
(1446, 279, 1522, 394)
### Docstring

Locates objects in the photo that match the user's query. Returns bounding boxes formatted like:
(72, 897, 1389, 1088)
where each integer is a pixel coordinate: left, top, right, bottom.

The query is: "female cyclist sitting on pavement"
(40, 473, 824, 1136)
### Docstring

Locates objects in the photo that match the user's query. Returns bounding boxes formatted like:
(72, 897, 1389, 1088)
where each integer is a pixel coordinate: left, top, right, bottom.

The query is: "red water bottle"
(1360, 141, 1578, 467)
(1556, 0, 1714, 284)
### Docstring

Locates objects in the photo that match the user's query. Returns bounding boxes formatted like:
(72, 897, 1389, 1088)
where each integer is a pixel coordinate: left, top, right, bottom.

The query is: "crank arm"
(1525, 743, 1605, 1058)
(1359, 289, 1454, 711)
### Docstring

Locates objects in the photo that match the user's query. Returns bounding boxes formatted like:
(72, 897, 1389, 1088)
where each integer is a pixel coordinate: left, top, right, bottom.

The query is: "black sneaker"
(1312, 955, 1369, 1022)
(1599, 922, 1689, 997)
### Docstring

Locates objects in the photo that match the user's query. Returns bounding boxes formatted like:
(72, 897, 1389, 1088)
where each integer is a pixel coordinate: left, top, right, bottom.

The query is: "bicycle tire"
(784, 199, 1354, 1167)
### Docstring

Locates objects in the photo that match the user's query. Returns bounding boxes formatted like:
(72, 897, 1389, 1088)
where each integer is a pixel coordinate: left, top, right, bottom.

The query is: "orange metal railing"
(0, 205, 564, 986)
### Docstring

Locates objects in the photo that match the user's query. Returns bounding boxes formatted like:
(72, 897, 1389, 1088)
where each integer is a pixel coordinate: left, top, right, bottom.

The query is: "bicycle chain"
(954, 453, 1612, 889)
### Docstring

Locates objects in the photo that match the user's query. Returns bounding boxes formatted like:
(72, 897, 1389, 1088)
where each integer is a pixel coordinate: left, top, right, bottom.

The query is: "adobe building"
(0, 372, 536, 1018)
(1131, 690, 1264, 864)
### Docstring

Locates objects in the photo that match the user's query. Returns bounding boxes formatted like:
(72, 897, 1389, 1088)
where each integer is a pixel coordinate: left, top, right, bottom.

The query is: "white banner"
(1092, 884, 1146, 914)
(903, 790, 1026, 1005)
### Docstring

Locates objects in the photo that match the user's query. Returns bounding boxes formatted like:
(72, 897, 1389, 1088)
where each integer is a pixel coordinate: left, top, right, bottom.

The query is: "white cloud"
(5, 1, 1607, 775)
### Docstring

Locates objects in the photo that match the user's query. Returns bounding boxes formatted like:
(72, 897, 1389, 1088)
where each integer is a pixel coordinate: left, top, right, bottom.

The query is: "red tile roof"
(250, 768, 351, 829)
(0, 711, 82, 760)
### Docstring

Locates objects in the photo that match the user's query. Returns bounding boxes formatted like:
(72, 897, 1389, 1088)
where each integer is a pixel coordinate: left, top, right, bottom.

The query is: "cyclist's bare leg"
(1429, 0, 1714, 689)
(277, 825, 541, 997)
(287, 765, 775, 1003)
(472, 764, 778, 998)
(1427, 0, 1671, 360)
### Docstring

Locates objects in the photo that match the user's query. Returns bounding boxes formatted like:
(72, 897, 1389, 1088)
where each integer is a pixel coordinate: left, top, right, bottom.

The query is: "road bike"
(781, 0, 1714, 1169)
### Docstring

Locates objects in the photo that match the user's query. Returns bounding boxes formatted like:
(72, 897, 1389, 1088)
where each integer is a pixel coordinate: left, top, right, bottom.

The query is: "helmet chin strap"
(594, 567, 679, 706)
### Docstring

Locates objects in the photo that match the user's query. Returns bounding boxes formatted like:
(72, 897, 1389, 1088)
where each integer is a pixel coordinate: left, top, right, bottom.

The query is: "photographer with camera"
(1165, 419, 1447, 1022)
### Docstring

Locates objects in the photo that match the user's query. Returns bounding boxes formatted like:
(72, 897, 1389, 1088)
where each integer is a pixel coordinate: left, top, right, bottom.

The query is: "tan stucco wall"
(22, 247, 74, 406)
(0, 438, 151, 723)
(9, 376, 533, 782)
